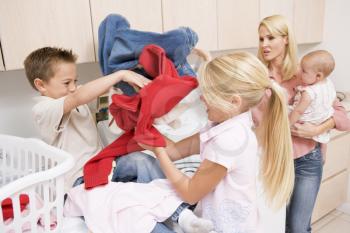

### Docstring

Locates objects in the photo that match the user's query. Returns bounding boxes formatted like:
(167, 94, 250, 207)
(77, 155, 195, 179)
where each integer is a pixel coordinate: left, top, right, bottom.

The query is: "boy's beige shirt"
(32, 96, 103, 192)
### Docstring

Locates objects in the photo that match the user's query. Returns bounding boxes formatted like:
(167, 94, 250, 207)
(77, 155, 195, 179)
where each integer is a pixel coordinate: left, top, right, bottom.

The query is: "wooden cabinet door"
(217, 0, 260, 50)
(294, 0, 325, 44)
(0, 0, 95, 70)
(323, 132, 350, 181)
(90, 0, 163, 59)
(259, 0, 294, 26)
(162, 0, 217, 51)
(0, 47, 4, 71)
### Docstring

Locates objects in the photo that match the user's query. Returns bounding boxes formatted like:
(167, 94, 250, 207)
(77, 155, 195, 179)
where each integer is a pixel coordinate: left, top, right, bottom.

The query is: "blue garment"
(98, 14, 198, 95)
(286, 144, 323, 233)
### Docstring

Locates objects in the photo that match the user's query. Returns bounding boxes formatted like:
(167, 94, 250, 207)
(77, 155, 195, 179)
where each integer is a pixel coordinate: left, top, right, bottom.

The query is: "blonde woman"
(139, 52, 295, 232)
(257, 15, 350, 233)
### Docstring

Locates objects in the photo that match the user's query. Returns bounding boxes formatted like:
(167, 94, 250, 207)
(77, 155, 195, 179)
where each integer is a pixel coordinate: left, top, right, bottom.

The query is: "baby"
(289, 50, 336, 143)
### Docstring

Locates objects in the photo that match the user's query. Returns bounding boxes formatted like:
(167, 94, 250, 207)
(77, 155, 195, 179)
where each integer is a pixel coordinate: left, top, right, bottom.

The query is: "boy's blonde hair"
(199, 52, 294, 209)
(24, 47, 77, 90)
(302, 50, 335, 77)
(258, 15, 298, 81)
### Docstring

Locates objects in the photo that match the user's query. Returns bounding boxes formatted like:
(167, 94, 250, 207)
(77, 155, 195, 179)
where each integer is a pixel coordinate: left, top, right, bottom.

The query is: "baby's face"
(41, 62, 78, 99)
(300, 59, 318, 86)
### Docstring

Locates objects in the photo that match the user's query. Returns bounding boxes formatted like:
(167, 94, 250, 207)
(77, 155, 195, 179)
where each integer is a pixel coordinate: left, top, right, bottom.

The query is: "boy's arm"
(289, 91, 311, 126)
(63, 70, 150, 114)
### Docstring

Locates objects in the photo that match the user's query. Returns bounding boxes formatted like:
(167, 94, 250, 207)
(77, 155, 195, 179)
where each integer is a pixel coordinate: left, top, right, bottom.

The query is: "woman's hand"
(117, 70, 151, 89)
(291, 122, 320, 138)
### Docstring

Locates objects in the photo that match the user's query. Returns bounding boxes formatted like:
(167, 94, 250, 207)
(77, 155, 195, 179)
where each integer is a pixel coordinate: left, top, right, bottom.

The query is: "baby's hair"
(199, 52, 294, 209)
(24, 47, 77, 90)
(258, 15, 298, 81)
(302, 50, 335, 77)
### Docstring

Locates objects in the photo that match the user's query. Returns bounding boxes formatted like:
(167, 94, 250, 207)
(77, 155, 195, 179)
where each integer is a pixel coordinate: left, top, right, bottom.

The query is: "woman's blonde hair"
(258, 15, 298, 81)
(199, 52, 294, 209)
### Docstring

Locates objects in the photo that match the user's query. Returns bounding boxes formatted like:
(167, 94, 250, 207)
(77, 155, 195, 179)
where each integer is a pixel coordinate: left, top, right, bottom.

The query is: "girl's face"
(259, 25, 288, 63)
(200, 95, 234, 123)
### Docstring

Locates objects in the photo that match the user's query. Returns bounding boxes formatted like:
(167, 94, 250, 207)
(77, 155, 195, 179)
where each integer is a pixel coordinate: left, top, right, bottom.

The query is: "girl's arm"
(291, 99, 350, 138)
(164, 133, 200, 161)
(150, 147, 226, 204)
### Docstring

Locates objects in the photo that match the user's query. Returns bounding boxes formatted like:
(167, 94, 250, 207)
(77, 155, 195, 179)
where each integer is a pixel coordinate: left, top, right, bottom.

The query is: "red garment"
(83, 44, 198, 189)
(1, 194, 29, 220)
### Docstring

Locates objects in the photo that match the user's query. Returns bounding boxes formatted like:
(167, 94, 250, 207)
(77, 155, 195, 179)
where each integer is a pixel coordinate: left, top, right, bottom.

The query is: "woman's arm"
(291, 99, 350, 138)
(150, 147, 226, 204)
(164, 133, 200, 161)
(291, 118, 334, 138)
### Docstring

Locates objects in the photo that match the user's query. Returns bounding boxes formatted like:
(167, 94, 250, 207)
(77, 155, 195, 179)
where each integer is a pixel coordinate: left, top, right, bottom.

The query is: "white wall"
(298, 0, 350, 92)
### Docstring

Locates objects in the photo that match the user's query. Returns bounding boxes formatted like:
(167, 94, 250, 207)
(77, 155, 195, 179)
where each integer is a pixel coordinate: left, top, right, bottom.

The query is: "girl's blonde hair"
(258, 15, 298, 81)
(199, 52, 294, 209)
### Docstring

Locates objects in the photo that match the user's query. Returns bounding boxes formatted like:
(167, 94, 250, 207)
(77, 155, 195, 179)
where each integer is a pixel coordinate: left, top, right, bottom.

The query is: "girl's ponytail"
(260, 81, 294, 209)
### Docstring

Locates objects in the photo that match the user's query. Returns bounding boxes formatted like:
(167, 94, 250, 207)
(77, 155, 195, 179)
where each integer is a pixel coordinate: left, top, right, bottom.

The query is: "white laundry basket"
(0, 134, 74, 233)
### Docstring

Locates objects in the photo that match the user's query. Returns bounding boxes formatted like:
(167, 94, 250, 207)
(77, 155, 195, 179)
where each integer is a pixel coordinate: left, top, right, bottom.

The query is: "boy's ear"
(33, 78, 46, 92)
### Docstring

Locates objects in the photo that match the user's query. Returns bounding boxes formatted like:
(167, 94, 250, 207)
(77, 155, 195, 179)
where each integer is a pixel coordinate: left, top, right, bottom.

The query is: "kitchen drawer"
(312, 170, 348, 223)
(322, 132, 350, 181)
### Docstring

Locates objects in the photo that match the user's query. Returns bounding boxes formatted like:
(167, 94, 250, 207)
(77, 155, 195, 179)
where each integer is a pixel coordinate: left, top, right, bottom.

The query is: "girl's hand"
(138, 143, 166, 156)
(117, 70, 151, 89)
(291, 122, 320, 138)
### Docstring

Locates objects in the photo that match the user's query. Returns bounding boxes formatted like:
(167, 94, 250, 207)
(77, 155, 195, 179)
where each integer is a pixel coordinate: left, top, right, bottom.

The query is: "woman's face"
(259, 25, 288, 63)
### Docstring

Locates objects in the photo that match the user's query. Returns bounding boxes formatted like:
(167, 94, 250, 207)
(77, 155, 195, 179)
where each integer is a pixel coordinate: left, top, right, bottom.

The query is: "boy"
(289, 50, 336, 143)
(24, 47, 150, 191)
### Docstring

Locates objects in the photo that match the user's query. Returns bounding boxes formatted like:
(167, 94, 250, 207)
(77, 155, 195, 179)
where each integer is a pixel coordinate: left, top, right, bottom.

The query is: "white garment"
(107, 88, 207, 176)
(292, 79, 336, 143)
(64, 180, 182, 233)
(32, 96, 103, 191)
(199, 111, 260, 233)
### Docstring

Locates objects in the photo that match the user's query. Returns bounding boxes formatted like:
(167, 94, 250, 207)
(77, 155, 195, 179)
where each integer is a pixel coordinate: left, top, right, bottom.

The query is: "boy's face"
(40, 62, 78, 99)
(300, 59, 318, 85)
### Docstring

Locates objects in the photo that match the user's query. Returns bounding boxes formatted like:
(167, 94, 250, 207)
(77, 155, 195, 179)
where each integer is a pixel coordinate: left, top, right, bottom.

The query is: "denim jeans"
(111, 151, 166, 182)
(73, 151, 166, 186)
(98, 14, 198, 95)
(286, 144, 323, 233)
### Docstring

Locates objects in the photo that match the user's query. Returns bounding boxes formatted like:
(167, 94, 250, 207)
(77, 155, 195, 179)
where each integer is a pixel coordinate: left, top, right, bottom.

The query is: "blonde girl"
(258, 15, 350, 233)
(140, 52, 294, 232)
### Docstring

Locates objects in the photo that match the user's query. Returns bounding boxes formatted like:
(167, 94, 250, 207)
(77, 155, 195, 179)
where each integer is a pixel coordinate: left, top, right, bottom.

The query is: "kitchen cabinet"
(0, 0, 95, 71)
(0, 0, 326, 71)
(260, 0, 294, 25)
(217, 0, 260, 50)
(162, 0, 217, 51)
(0, 48, 4, 71)
(90, 0, 163, 59)
(294, 0, 325, 44)
(312, 121, 350, 222)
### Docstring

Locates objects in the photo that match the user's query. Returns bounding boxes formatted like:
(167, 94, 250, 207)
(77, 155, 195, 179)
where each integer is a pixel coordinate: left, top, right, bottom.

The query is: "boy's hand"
(118, 70, 151, 89)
